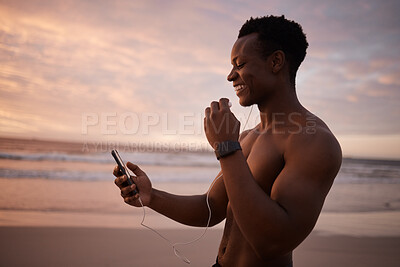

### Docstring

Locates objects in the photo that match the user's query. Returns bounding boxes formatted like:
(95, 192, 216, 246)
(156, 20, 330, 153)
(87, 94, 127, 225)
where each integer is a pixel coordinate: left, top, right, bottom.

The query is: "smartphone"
(111, 149, 138, 193)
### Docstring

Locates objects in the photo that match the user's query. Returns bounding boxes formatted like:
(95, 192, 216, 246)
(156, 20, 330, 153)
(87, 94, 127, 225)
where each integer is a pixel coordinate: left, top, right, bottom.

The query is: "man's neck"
(257, 86, 305, 131)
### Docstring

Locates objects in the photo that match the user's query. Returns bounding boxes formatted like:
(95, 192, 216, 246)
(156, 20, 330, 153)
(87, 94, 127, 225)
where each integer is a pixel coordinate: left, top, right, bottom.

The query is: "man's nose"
(227, 68, 237, 82)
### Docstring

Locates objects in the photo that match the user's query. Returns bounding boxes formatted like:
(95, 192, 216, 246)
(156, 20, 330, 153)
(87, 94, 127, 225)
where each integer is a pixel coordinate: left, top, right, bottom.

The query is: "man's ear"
(270, 50, 285, 74)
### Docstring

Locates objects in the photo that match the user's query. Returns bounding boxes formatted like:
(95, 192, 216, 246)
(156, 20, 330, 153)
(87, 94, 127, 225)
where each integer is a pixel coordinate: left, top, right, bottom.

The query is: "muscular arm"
(148, 172, 228, 227)
(219, 130, 342, 259)
(115, 160, 228, 228)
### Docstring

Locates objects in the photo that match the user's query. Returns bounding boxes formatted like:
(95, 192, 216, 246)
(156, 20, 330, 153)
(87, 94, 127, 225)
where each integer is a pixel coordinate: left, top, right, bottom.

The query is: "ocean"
(0, 137, 399, 184)
(1, 137, 399, 236)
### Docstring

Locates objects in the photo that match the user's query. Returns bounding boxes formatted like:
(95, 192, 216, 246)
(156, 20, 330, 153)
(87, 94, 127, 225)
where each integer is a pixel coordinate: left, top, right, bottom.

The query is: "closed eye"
(237, 63, 245, 69)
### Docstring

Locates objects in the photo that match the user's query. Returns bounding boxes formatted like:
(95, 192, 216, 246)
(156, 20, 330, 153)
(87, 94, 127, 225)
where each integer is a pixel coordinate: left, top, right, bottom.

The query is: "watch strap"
(214, 140, 242, 160)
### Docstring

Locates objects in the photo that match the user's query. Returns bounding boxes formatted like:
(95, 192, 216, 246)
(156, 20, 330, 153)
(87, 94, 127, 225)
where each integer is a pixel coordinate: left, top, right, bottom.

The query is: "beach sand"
(0, 227, 399, 267)
(1, 178, 400, 266)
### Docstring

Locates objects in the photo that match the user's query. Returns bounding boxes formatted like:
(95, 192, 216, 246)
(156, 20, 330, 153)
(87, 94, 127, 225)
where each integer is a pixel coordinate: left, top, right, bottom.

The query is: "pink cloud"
(0, 0, 399, 150)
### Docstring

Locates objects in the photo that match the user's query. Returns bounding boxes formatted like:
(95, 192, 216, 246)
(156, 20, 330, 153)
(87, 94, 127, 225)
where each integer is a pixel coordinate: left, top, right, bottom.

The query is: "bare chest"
(239, 131, 285, 193)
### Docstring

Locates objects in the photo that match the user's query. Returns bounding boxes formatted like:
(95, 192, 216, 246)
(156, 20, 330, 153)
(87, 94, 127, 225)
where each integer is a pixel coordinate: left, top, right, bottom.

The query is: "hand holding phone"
(111, 149, 138, 193)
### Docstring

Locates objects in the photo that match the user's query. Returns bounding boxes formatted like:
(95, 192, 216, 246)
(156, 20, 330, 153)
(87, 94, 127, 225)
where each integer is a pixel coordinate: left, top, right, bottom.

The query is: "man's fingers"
(205, 107, 211, 118)
(124, 195, 139, 204)
(121, 184, 137, 197)
(113, 165, 123, 177)
(219, 98, 230, 110)
(127, 162, 146, 176)
(114, 175, 130, 188)
(210, 101, 219, 112)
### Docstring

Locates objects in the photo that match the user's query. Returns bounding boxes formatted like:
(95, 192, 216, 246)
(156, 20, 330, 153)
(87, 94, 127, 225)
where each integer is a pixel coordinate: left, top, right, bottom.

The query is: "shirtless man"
(114, 15, 342, 266)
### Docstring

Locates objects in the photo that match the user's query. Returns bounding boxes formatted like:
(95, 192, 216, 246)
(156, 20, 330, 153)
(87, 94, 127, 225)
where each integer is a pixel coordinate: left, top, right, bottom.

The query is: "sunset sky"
(1, 0, 399, 159)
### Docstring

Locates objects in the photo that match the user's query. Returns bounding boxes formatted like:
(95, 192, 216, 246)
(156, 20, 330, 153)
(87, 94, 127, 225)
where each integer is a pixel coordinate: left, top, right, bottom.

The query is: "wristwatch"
(214, 140, 242, 160)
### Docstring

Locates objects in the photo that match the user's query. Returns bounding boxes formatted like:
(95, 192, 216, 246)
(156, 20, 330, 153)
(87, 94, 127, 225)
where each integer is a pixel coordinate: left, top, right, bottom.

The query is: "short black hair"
(238, 15, 309, 85)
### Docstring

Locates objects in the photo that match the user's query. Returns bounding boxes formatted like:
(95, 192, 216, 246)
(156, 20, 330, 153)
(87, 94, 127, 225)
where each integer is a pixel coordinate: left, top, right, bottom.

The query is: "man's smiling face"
(227, 33, 276, 107)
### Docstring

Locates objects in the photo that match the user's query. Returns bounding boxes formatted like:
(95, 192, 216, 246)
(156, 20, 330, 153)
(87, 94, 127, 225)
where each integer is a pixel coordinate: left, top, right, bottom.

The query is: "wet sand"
(0, 227, 399, 267)
(1, 178, 400, 266)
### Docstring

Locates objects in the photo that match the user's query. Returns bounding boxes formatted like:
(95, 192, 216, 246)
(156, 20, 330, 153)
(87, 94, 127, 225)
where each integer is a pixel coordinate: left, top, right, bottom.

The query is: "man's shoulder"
(285, 119, 342, 174)
(287, 116, 340, 151)
(239, 128, 252, 142)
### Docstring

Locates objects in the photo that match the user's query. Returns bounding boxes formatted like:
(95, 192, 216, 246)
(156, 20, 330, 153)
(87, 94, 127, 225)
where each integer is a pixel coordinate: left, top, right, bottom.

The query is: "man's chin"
(238, 97, 254, 107)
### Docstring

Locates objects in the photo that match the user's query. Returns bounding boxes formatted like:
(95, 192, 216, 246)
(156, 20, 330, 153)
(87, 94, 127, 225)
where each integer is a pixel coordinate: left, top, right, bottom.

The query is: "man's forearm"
(147, 189, 211, 227)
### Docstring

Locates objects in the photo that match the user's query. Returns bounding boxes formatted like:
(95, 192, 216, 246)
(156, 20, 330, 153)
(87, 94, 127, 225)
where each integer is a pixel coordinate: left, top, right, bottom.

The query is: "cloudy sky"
(0, 0, 399, 159)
